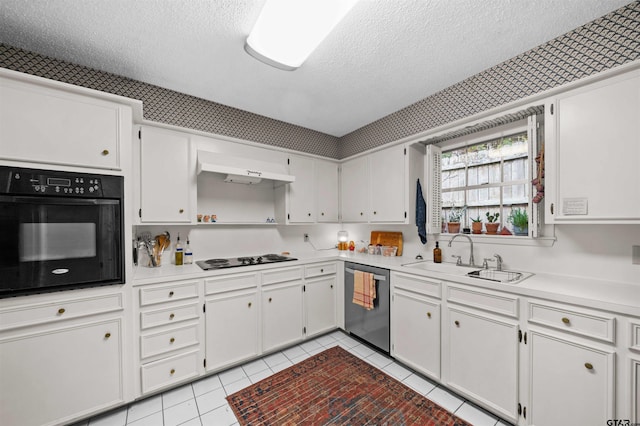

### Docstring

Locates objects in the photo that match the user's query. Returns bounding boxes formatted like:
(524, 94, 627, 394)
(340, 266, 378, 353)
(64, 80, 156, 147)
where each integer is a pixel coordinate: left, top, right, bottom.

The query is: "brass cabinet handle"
(248, 302, 252, 308)
(269, 297, 272, 303)
(454, 320, 460, 327)
(550, 203, 554, 215)
(321, 212, 325, 216)
(101, 149, 109, 156)
(179, 209, 184, 213)
(561, 317, 570, 324)
(330, 284, 333, 289)
(307, 212, 311, 216)
(320, 269, 324, 273)
(427, 312, 432, 318)
(585, 362, 594, 370)
(169, 313, 175, 320)
(170, 368, 175, 375)
(170, 337, 175, 344)
(57, 308, 66, 315)
(373, 211, 377, 215)
(360, 212, 363, 216)
(169, 291, 174, 297)
(104, 332, 111, 339)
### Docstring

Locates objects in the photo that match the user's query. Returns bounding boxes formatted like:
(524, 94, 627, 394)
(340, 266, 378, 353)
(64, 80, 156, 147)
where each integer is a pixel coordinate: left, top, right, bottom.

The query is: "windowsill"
(436, 233, 556, 247)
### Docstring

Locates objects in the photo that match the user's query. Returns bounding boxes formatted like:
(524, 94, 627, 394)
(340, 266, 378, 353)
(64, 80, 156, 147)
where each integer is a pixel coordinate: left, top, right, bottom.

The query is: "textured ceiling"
(0, 0, 632, 137)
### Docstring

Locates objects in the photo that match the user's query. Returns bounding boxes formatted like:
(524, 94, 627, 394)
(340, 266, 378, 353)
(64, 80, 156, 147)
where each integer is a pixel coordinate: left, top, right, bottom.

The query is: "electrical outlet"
(304, 233, 309, 242)
(633, 245, 640, 265)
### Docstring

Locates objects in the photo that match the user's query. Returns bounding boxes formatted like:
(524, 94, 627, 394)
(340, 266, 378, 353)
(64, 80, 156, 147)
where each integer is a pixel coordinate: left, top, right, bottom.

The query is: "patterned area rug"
(227, 345, 471, 425)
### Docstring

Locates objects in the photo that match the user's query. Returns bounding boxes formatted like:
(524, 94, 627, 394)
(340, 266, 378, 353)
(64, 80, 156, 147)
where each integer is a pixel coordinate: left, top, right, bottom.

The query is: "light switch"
(633, 245, 640, 265)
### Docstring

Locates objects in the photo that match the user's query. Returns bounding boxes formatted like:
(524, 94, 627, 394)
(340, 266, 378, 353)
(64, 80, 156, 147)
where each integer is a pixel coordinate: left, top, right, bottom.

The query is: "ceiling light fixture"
(245, 0, 358, 71)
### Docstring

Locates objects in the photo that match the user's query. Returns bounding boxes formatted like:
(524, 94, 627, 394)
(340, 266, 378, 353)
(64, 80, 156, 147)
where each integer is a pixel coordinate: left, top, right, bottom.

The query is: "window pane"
(503, 184, 529, 205)
(504, 157, 528, 182)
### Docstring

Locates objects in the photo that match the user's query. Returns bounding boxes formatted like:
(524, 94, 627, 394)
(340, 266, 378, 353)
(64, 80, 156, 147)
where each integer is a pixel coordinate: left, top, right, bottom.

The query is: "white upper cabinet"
(139, 126, 194, 223)
(340, 155, 369, 222)
(0, 73, 131, 170)
(286, 155, 316, 223)
(340, 143, 424, 224)
(315, 160, 339, 222)
(545, 68, 640, 223)
(369, 145, 406, 222)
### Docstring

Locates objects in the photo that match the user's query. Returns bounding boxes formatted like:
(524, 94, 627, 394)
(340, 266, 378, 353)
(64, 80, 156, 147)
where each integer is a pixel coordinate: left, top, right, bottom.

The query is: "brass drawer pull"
(169, 313, 175, 320)
(320, 269, 324, 273)
(248, 302, 252, 308)
(330, 285, 333, 289)
(454, 320, 460, 327)
(104, 332, 111, 339)
(101, 149, 109, 156)
(57, 308, 66, 315)
(169, 291, 174, 297)
(170, 368, 175, 375)
(179, 209, 184, 213)
(427, 312, 432, 318)
(561, 317, 570, 324)
(170, 337, 175, 344)
(269, 297, 272, 303)
(585, 362, 593, 370)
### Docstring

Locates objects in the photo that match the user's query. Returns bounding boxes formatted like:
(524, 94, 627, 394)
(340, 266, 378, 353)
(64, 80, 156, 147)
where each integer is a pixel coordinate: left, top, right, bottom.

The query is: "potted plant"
(447, 206, 466, 234)
(485, 212, 500, 235)
(509, 208, 529, 236)
(471, 216, 483, 234)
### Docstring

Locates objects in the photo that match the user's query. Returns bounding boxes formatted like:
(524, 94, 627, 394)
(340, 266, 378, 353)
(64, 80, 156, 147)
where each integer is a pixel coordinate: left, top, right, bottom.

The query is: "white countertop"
(133, 250, 640, 317)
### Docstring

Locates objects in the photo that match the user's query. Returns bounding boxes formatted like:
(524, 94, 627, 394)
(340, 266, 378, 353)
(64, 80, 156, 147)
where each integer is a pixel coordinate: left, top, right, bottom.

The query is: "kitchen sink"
(401, 261, 478, 274)
(466, 269, 533, 284)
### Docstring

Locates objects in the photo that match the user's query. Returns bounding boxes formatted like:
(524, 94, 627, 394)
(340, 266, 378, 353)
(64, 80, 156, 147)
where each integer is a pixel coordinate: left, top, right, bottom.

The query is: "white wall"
(136, 222, 639, 285)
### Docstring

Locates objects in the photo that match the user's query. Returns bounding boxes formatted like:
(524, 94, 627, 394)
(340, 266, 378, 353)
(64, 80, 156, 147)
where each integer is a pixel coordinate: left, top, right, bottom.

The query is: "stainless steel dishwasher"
(344, 262, 390, 353)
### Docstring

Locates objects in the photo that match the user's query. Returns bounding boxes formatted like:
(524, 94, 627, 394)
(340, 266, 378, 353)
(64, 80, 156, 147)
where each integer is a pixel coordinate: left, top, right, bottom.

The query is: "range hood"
(197, 150, 295, 185)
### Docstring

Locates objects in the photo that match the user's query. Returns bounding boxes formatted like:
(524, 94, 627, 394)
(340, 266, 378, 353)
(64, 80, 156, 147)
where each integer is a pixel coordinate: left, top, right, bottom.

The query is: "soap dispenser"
(433, 241, 442, 263)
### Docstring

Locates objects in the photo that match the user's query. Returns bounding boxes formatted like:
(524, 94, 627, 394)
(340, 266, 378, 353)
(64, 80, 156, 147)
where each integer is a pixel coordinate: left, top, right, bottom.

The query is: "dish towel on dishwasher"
(353, 270, 376, 310)
(416, 178, 427, 244)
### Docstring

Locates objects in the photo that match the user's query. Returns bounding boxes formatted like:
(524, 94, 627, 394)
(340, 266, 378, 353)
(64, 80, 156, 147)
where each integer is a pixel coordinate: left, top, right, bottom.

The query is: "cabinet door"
(340, 156, 369, 222)
(205, 289, 258, 372)
(369, 145, 406, 222)
(546, 70, 640, 223)
(392, 289, 440, 380)
(446, 307, 519, 422)
(140, 126, 192, 223)
(0, 77, 128, 170)
(305, 276, 336, 337)
(262, 281, 303, 352)
(315, 160, 339, 222)
(287, 155, 315, 223)
(0, 319, 123, 426)
(528, 331, 615, 426)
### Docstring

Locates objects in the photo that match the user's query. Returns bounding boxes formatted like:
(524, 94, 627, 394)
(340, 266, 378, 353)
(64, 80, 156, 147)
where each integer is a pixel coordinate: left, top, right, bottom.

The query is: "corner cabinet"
(0, 71, 132, 170)
(340, 143, 424, 224)
(545, 68, 640, 224)
(138, 126, 194, 223)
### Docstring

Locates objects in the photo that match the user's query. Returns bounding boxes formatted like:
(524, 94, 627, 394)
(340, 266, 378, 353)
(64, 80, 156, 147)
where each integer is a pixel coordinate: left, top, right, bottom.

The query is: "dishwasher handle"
(345, 267, 387, 281)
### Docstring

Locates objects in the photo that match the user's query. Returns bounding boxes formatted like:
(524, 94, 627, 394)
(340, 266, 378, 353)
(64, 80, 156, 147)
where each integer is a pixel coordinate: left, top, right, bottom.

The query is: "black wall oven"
(0, 166, 124, 298)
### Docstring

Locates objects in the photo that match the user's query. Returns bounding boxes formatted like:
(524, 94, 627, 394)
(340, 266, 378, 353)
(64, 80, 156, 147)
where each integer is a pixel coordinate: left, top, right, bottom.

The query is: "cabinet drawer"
(262, 266, 303, 285)
(141, 324, 199, 359)
(305, 262, 337, 278)
(205, 272, 257, 295)
(447, 284, 519, 319)
(141, 349, 200, 394)
(0, 294, 123, 331)
(140, 302, 199, 330)
(392, 272, 441, 299)
(139, 280, 199, 307)
(528, 301, 615, 343)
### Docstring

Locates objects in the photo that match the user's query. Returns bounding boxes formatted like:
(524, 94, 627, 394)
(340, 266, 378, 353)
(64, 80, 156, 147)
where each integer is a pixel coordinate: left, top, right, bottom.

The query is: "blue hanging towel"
(416, 178, 427, 244)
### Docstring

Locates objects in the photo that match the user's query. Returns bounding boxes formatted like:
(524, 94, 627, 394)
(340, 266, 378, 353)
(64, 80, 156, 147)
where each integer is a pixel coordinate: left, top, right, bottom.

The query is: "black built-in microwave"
(0, 166, 124, 298)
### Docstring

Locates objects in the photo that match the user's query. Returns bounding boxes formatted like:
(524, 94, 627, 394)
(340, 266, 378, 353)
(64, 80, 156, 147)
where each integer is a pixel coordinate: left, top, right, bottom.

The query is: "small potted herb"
(509, 208, 529, 236)
(471, 216, 483, 234)
(447, 206, 466, 234)
(485, 212, 500, 235)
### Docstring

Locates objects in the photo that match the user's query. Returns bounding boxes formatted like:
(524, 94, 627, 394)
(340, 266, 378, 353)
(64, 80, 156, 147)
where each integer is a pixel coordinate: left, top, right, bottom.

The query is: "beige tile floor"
(77, 330, 513, 426)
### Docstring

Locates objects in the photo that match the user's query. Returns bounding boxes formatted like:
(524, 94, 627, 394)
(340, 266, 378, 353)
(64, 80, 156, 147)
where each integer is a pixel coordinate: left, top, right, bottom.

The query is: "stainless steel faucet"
(493, 253, 503, 271)
(448, 234, 475, 266)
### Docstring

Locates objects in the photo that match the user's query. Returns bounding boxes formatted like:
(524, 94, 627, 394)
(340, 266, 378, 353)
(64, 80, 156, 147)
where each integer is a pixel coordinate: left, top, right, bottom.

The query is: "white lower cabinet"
(528, 330, 615, 426)
(205, 287, 259, 372)
(0, 291, 125, 426)
(391, 272, 442, 381)
(262, 280, 304, 352)
(446, 306, 520, 423)
(304, 276, 337, 337)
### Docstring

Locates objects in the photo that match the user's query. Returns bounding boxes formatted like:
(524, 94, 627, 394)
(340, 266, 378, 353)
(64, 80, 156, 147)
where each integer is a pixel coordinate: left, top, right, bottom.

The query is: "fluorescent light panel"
(245, 0, 357, 71)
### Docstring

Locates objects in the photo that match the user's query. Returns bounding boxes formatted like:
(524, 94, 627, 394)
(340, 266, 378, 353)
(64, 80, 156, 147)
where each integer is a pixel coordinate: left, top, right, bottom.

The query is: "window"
(441, 131, 529, 234)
